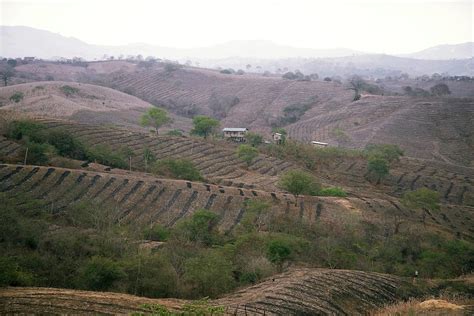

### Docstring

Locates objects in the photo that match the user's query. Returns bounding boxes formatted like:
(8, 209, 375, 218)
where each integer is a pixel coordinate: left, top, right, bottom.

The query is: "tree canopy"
(278, 170, 320, 204)
(237, 144, 258, 166)
(190, 115, 219, 139)
(140, 107, 171, 134)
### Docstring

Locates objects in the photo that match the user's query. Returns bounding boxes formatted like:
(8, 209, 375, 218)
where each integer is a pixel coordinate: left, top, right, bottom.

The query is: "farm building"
(311, 141, 329, 148)
(272, 132, 283, 144)
(223, 127, 248, 142)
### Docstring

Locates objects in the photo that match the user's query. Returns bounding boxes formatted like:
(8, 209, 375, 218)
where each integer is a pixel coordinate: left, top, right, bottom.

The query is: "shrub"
(318, 187, 347, 197)
(0, 256, 34, 286)
(183, 250, 235, 298)
(367, 157, 389, 182)
(166, 129, 183, 136)
(237, 144, 258, 166)
(46, 129, 87, 160)
(9, 92, 24, 103)
(402, 188, 440, 211)
(86, 145, 128, 169)
(245, 132, 263, 147)
(219, 69, 234, 74)
(22, 141, 51, 165)
(6, 120, 45, 142)
(152, 159, 203, 181)
(60, 85, 79, 96)
(176, 210, 220, 246)
(365, 143, 404, 162)
(79, 256, 125, 291)
(266, 239, 291, 267)
(278, 170, 321, 204)
(143, 224, 170, 241)
(430, 83, 451, 96)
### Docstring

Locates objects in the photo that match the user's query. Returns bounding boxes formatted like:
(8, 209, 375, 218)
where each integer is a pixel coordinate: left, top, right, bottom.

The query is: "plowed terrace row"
(1, 164, 472, 239)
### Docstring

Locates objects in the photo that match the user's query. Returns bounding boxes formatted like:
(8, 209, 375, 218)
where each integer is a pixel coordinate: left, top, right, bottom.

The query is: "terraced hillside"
(0, 81, 190, 132)
(286, 96, 474, 167)
(21, 117, 295, 191)
(0, 268, 421, 315)
(10, 61, 474, 166)
(1, 164, 472, 239)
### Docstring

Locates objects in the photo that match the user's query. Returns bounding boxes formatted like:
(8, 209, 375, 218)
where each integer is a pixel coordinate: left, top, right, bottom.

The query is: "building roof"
(222, 128, 248, 132)
(311, 141, 329, 145)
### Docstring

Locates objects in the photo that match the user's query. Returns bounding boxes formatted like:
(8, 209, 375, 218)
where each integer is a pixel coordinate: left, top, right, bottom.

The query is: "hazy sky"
(1, 0, 472, 53)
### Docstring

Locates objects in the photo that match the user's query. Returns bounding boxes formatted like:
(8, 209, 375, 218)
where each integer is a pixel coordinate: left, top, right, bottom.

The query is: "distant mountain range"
(403, 42, 474, 60)
(1, 25, 473, 61)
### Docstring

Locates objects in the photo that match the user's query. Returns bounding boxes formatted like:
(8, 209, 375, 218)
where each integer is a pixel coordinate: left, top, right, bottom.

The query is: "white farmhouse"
(223, 128, 248, 142)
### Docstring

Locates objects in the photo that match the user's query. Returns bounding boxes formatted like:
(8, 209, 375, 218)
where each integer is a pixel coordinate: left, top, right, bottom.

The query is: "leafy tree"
(367, 157, 389, 182)
(402, 188, 440, 211)
(79, 256, 125, 291)
(183, 249, 235, 298)
(266, 239, 291, 271)
(152, 159, 203, 181)
(176, 210, 220, 246)
(237, 144, 258, 166)
(365, 143, 404, 162)
(190, 115, 219, 139)
(140, 107, 171, 134)
(430, 83, 451, 96)
(86, 145, 128, 169)
(245, 132, 263, 147)
(46, 129, 87, 160)
(6, 120, 45, 142)
(278, 170, 320, 205)
(22, 141, 51, 165)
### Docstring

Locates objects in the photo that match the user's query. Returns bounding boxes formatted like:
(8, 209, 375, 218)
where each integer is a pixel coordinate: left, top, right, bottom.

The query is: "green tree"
(237, 144, 258, 166)
(152, 159, 203, 181)
(365, 143, 404, 163)
(190, 115, 219, 139)
(143, 147, 156, 172)
(367, 157, 389, 183)
(177, 210, 220, 246)
(46, 129, 87, 160)
(140, 107, 171, 134)
(79, 256, 125, 291)
(245, 132, 263, 147)
(402, 188, 440, 211)
(183, 249, 235, 298)
(278, 170, 320, 205)
(266, 239, 291, 271)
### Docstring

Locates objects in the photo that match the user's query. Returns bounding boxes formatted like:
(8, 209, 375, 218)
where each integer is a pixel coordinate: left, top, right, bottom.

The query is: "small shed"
(223, 128, 248, 142)
(311, 141, 329, 148)
(272, 132, 283, 144)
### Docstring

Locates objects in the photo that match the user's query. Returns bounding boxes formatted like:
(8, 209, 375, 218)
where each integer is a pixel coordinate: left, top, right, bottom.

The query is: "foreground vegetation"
(1, 192, 472, 300)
